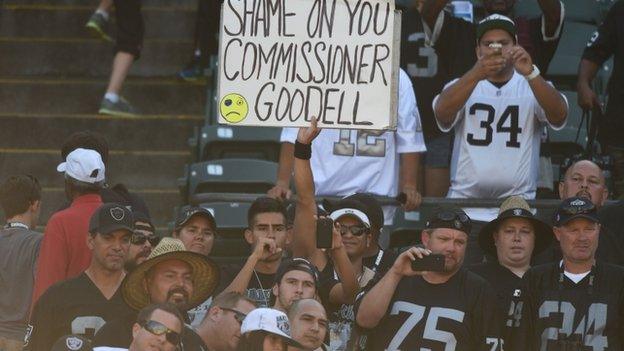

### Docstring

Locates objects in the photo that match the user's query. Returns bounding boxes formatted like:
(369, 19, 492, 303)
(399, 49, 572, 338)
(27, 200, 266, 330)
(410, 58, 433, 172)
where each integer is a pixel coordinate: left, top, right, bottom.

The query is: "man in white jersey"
(433, 14, 567, 264)
(268, 68, 426, 246)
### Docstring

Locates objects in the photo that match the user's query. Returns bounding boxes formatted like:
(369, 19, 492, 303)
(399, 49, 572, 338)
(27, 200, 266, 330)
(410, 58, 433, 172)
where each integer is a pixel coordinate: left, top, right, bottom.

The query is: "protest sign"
(217, 0, 400, 130)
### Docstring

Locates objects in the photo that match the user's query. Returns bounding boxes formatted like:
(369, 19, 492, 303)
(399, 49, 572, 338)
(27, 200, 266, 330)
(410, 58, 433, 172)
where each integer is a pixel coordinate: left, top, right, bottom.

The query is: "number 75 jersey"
(433, 72, 567, 199)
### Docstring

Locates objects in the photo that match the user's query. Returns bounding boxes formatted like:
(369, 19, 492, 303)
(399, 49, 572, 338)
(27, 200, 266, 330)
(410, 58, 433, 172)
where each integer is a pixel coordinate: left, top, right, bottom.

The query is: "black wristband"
(294, 141, 312, 160)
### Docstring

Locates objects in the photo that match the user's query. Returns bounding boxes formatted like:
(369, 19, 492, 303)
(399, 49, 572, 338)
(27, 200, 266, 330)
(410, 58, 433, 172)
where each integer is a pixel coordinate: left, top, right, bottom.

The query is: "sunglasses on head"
(141, 320, 181, 345)
(337, 224, 368, 236)
(131, 232, 160, 246)
(221, 307, 247, 324)
(436, 210, 470, 224)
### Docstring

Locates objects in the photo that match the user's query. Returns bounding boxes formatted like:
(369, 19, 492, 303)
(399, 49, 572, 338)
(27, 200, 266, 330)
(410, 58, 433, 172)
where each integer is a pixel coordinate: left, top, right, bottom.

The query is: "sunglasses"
(141, 320, 181, 345)
(436, 210, 470, 224)
(131, 232, 160, 246)
(221, 307, 247, 324)
(337, 224, 368, 236)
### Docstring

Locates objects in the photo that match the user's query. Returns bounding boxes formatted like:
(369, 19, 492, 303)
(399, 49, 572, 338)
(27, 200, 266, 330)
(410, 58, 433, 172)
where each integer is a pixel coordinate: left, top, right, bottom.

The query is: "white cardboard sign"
(217, 0, 400, 130)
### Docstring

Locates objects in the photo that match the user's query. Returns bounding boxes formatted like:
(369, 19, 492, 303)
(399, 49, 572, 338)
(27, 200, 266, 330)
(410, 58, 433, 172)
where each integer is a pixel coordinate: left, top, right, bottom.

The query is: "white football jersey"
(433, 71, 567, 221)
(281, 69, 426, 203)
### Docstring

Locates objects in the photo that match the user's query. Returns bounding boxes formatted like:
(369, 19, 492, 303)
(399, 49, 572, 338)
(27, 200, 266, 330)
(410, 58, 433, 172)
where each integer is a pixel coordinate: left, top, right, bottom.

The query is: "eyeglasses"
(221, 308, 246, 324)
(337, 224, 368, 236)
(140, 320, 181, 345)
(131, 232, 160, 246)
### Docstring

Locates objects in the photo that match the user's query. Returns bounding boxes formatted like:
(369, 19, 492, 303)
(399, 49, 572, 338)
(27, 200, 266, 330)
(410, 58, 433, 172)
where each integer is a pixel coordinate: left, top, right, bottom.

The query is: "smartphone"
(316, 217, 334, 249)
(411, 254, 445, 272)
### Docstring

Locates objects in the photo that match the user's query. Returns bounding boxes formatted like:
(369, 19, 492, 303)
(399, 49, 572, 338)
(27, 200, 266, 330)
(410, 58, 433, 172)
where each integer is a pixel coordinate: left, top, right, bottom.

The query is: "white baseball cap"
(56, 148, 105, 185)
(329, 208, 371, 228)
(240, 308, 303, 348)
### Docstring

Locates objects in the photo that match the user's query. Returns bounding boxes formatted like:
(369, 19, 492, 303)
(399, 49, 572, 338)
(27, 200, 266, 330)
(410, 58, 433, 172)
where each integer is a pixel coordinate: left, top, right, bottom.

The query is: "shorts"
(424, 133, 452, 168)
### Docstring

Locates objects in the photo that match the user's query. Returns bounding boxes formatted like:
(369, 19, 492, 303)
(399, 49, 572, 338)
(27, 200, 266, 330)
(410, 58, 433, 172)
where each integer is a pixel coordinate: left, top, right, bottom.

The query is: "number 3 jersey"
(355, 269, 504, 351)
(281, 69, 426, 199)
(433, 72, 567, 202)
(513, 262, 624, 351)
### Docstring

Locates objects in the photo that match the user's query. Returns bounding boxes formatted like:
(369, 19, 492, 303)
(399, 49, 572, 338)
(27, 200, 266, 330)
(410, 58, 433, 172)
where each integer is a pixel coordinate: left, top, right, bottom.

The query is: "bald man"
(553, 160, 624, 265)
(287, 299, 328, 351)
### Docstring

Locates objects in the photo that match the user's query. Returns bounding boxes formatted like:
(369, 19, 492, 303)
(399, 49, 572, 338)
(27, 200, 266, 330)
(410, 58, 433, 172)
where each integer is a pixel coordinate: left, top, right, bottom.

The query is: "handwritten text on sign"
(218, 0, 399, 129)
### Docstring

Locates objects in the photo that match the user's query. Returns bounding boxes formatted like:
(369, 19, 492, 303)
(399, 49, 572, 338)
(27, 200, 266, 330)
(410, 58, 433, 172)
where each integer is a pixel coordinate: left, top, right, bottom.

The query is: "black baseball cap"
(343, 193, 384, 231)
(51, 334, 92, 351)
(175, 206, 217, 231)
(89, 203, 134, 235)
(426, 207, 472, 234)
(553, 197, 600, 226)
(274, 258, 320, 287)
(476, 14, 517, 43)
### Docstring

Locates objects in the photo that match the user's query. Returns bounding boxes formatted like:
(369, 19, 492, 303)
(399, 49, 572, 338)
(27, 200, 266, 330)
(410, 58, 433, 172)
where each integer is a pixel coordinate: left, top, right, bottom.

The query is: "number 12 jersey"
(433, 72, 567, 200)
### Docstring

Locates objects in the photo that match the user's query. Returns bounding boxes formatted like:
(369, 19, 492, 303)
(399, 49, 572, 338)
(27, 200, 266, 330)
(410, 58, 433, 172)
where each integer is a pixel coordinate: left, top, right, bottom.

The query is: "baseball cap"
(342, 193, 384, 231)
(241, 308, 303, 348)
(175, 206, 217, 231)
(51, 334, 92, 351)
(553, 197, 600, 226)
(89, 203, 134, 235)
(324, 198, 372, 228)
(56, 148, 105, 185)
(426, 207, 472, 234)
(274, 258, 320, 287)
(476, 14, 517, 43)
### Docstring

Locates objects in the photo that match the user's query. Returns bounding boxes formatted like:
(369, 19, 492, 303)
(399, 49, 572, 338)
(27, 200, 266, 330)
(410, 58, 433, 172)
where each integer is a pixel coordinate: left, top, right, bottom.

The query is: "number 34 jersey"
(281, 69, 426, 199)
(357, 269, 504, 351)
(433, 72, 567, 200)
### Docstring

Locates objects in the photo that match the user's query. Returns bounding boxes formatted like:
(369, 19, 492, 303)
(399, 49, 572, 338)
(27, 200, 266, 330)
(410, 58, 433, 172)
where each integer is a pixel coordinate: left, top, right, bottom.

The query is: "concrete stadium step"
(3, 0, 197, 7)
(0, 150, 189, 190)
(0, 77, 207, 115)
(0, 113, 202, 151)
(38, 188, 182, 228)
(1, 5, 196, 40)
(0, 38, 195, 77)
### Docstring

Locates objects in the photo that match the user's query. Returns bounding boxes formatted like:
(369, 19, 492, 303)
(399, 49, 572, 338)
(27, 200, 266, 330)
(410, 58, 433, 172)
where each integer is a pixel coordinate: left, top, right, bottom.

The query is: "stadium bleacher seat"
(388, 208, 435, 248)
(201, 202, 251, 258)
(546, 22, 596, 87)
(182, 158, 279, 200)
(193, 125, 282, 162)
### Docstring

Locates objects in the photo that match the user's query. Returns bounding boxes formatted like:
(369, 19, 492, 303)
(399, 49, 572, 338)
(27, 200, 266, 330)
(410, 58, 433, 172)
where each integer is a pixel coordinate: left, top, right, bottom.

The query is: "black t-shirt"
(400, 9, 475, 141)
(514, 262, 624, 351)
(92, 309, 207, 351)
(582, 1, 624, 147)
(470, 261, 524, 346)
(24, 273, 132, 351)
(599, 201, 624, 243)
(362, 248, 397, 277)
(355, 269, 503, 351)
(219, 263, 276, 308)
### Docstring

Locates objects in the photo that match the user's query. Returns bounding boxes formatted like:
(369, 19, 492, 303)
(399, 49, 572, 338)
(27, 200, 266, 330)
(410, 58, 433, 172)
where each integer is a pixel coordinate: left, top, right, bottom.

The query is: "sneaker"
(177, 57, 206, 82)
(85, 12, 113, 42)
(98, 97, 139, 117)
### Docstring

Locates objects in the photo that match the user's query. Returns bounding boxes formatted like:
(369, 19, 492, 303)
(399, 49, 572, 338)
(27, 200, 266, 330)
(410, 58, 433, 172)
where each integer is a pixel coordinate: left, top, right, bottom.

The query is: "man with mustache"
(514, 197, 624, 350)
(555, 159, 624, 265)
(124, 212, 158, 272)
(288, 299, 329, 351)
(355, 208, 503, 350)
(93, 237, 220, 350)
(25, 204, 134, 350)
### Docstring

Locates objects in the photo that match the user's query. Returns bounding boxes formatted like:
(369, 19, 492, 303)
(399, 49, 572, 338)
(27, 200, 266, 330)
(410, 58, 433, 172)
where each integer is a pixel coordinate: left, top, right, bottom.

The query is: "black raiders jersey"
(24, 273, 131, 350)
(355, 268, 503, 351)
(514, 262, 624, 351)
(470, 261, 525, 347)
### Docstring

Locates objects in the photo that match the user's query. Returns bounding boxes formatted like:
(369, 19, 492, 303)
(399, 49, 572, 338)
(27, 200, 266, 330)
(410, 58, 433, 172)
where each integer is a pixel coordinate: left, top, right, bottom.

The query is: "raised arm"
(267, 143, 294, 200)
(222, 236, 280, 294)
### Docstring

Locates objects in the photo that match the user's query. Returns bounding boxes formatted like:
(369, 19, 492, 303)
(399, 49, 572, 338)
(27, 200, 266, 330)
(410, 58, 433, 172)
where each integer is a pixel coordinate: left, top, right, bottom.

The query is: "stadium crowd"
(2, 0, 624, 350)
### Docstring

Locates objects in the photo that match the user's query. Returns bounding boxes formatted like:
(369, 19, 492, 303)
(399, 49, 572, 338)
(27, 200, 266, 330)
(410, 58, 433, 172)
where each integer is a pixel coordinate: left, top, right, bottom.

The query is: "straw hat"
(121, 237, 220, 311)
(478, 196, 553, 256)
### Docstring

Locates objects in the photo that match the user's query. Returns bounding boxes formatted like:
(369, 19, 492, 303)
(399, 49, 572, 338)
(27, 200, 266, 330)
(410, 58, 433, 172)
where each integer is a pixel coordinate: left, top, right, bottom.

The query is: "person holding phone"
(354, 208, 504, 350)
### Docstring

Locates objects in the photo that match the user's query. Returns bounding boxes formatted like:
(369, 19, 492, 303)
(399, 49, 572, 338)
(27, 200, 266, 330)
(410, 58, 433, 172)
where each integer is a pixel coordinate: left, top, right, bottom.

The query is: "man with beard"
(355, 208, 504, 350)
(555, 159, 624, 265)
(124, 212, 158, 272)
(194, 292, 257, 351)
(271, 259, 321, 313)
(92, 237, 220, 350)
(514, 197, 624, 350)
(288, 299, 329, 351)
(25, 204, 134, 350)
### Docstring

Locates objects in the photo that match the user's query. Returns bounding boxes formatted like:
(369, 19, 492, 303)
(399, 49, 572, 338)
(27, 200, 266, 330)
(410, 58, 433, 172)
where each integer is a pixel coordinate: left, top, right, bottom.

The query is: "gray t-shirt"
(0, 225, 42, 341)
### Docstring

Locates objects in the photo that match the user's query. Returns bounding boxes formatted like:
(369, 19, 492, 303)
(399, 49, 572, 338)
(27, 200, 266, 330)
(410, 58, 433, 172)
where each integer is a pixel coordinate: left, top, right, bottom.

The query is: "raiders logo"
(513, 289, 522, 297)
(66, 336, 83, 350)
(454, 219, 461, 229)
(276, 315, 291, 335)
(110, 207, 125, 221)
(513, 209, 523, 216)
(570, 199, 586, 206)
